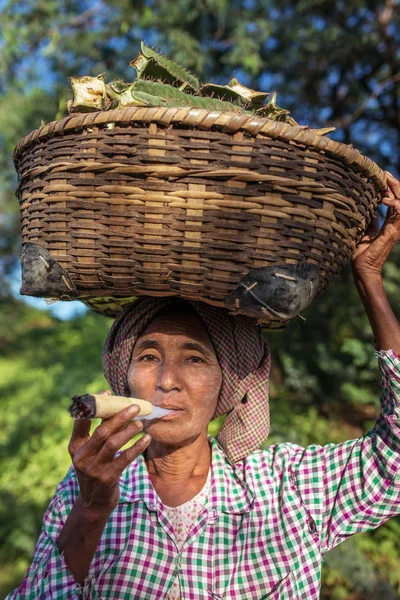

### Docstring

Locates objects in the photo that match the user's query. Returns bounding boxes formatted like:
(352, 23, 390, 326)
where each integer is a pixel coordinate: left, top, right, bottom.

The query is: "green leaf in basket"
(128, 89, 169, 107)
(108, 80, 129, 94)
(106, 81, 138, 108)
(126, 79, 252, 113)
(225, 77, 270, 106)
(130, 41, 200, 92)
(68, 74, 107, 112)
(65, 41, 302, 127)
(255, 91, 298, 125)
(198, 83, 251, 107)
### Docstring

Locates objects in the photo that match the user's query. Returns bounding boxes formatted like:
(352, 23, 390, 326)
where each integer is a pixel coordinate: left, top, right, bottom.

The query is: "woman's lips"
(152, 406, 184, 420)
(158, 409, 184, 420)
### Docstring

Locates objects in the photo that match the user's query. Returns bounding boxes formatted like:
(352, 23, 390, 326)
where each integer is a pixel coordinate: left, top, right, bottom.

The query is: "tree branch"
(328, 72, 400, 129)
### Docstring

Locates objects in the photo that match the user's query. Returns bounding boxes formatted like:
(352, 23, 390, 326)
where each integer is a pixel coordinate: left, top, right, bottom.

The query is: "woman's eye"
(140, 354, 158, 361)
(188, 355, 204, 363)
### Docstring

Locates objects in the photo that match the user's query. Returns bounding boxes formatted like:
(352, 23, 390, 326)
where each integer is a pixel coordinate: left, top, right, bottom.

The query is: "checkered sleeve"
(5, 471, 94, 600)
(290, 349, 400, 554)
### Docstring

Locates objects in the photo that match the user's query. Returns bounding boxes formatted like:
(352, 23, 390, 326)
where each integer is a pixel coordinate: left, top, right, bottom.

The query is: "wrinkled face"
(127, 308, 222, 447)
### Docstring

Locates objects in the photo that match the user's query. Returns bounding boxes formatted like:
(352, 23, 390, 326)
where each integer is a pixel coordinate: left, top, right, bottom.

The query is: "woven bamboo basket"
(13, 106, 387, 327)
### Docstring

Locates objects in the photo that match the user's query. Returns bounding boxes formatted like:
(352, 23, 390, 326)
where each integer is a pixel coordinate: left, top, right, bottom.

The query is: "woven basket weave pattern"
(14, 107, 386, 322)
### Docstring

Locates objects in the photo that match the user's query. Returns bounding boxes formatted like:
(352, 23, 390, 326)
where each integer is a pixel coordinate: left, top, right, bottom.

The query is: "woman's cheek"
(128, 363, 158, 398)
(191, 369, 221, 413)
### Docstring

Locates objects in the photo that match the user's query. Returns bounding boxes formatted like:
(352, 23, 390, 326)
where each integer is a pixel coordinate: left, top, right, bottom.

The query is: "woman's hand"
(352, 171, 400, 280)
(68, 403, 151, 517)
(351, 171, 400, 354)
(58, 402, 151, 584)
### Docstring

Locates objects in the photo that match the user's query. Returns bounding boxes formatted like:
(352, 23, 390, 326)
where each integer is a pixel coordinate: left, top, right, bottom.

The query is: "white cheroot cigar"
(69, 394, 173, 420)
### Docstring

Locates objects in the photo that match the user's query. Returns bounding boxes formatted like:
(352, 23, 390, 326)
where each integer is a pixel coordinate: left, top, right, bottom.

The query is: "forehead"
(138, 309, 214, 349)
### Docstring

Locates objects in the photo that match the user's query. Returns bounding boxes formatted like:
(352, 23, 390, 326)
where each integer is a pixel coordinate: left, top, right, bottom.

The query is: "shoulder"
(239, 441, 338, 478)
(211, 439, 308, 477)
(243, 443, 305, 470)
(229, 443, 303, 490)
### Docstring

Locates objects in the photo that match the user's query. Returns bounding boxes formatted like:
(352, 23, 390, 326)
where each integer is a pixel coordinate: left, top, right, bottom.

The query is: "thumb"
(363, 214, 379, 238)
(355, 214, 378, 249)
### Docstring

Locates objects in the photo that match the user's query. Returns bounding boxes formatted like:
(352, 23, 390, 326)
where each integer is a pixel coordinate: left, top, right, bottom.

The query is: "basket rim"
(13, 105, 387, 193)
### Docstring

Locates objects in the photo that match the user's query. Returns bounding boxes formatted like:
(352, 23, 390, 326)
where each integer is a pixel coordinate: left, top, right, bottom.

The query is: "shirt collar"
(208, 437, 255, 514)
(119, 437, 255, 515)
(119, 452, 158, 509)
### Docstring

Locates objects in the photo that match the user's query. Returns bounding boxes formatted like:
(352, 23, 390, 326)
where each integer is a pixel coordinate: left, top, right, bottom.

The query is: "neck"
(145, 433, 211, 483)
(144, 433, 212, 506)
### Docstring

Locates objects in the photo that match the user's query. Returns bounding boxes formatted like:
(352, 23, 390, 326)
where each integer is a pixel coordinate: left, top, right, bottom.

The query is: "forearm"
(61, 404, 149, 583)
(57, 495, 110, 584)
(354, 273, 400, 354)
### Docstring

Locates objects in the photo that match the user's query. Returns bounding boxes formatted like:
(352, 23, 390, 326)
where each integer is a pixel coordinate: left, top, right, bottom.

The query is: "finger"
(113, 434, 152, 475)
(95, 419, 145, 463)
(370, 205, 400, 252)
(83, 403, 141, 456)
(382, 197, 400, 215)
(385, 171, 400, 198)
(68, 419, 91, 459)
(385, 170, 400, 185)
(98, 389, 112, 396)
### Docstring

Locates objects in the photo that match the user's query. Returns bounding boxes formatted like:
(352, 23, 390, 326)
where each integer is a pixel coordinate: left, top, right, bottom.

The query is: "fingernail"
(142, 434, 151, 444)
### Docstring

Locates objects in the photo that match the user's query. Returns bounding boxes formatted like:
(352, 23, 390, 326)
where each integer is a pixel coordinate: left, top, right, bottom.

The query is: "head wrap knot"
(102, 297, 271, 463)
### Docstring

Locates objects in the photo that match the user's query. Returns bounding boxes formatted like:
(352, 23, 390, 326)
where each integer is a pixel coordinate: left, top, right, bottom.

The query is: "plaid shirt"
(7, 349, 400, 600)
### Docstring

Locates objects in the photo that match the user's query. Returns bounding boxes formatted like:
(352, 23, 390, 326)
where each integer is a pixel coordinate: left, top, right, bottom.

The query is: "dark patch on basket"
(225, 264, 320, 320)
(20, 243, 77, 299)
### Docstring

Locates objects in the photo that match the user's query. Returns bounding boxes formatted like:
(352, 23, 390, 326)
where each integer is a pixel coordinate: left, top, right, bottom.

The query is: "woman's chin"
(143, 420, 202, 447)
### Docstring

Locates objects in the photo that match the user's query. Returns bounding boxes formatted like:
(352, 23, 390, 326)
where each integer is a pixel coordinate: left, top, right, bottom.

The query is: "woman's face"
(127, 309, 222, 447)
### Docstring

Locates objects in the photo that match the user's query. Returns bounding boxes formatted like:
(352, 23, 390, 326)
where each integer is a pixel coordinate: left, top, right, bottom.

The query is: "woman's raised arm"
(352, 171, 400, 354)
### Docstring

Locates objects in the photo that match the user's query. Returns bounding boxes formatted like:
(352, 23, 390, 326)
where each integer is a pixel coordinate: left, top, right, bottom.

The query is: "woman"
(7, 173, 400, 600)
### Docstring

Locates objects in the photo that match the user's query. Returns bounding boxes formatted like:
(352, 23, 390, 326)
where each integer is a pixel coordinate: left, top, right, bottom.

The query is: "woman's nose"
(156, 360, 181, 392)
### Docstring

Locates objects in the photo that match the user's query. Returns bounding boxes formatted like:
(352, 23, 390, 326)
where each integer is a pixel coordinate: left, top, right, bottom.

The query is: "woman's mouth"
(157, 408, 184, 420)
(148, 404, 185, 420)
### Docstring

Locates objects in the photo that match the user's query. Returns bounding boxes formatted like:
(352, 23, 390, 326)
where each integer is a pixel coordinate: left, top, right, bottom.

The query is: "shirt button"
(175, 555, 182, 570)
(208, 510, 218, 524)
(149, 503, 157, 511)
(308, 516, 317, 535)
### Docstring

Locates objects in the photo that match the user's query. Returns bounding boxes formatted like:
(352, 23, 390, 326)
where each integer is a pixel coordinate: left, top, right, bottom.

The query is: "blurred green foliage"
(0, 298, 112, 593)
(1, 1, 400, 598)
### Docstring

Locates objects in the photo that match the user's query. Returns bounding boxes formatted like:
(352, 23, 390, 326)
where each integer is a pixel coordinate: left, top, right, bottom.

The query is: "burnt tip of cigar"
(69, 394, 96, 419)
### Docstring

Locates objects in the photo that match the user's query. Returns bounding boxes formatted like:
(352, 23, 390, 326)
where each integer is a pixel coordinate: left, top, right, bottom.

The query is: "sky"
(10, 273, 88, 319)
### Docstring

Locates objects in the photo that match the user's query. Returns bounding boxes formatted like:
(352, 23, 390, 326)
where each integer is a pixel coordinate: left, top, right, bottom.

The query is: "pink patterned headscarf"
(102, 297, 271, 463)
